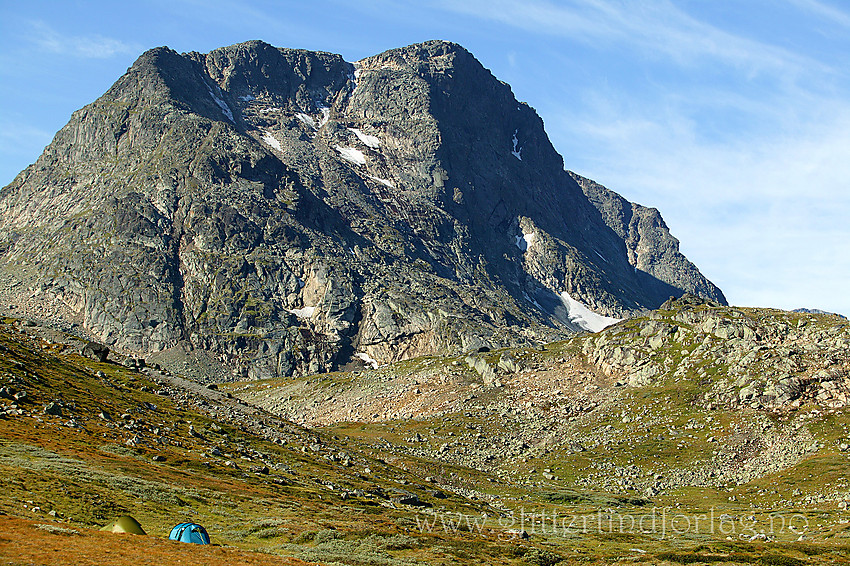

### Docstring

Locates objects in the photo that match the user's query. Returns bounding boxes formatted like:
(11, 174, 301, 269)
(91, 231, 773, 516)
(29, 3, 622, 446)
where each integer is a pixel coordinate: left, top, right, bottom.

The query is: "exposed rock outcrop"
(0, 40, 724, 379)
(582, 295, 850, 410)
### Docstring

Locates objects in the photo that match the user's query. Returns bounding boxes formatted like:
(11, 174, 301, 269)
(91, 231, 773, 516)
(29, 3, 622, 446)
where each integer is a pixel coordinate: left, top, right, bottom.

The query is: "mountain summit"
(0, 40, 724, 378)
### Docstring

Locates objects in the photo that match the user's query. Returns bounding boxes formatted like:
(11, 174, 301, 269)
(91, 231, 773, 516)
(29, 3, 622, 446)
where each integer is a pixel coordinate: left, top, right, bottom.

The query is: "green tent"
(100, 515, 146, 535)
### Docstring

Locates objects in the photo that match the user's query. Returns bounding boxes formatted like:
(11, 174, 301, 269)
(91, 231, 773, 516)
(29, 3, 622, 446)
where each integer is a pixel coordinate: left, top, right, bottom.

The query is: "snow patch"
(238, 94, 255, 101)
(511, 129, 522, 161)
(349, 128, 381, 149)
(355, 352, 380, 369)
(287, 306, 316, 319)
(296, 113, 316, 129)
(515, 231, 535, 252)
(261, 132, 282, 151)
(558, 291, 621, 333)
(205, 82, 235, 123)
(334, 145, 366, 166)
(368, 175, 394, 188)
(317, 104, 331, 128)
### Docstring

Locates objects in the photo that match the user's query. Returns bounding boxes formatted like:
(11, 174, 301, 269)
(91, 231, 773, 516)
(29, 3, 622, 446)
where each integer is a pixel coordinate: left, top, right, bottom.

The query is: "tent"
(169, 522, 210, 544)
(100, 515, 146, 535)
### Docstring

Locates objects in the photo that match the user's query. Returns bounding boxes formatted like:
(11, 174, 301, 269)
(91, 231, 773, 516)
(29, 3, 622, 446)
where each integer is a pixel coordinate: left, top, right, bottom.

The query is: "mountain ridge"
(0, 39, 725, 379)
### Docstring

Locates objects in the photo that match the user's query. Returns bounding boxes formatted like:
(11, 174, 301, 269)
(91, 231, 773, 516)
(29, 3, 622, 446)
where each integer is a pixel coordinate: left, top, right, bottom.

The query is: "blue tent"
(169, 522, 210, 545)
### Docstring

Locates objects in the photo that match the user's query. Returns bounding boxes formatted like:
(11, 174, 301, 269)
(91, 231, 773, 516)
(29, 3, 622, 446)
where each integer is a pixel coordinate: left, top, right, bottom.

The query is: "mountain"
(0, 40, 724, 380)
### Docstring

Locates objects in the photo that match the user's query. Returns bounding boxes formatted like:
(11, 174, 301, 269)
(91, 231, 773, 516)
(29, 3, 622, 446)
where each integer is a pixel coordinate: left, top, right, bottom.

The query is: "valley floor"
(2, 301, 850, 565)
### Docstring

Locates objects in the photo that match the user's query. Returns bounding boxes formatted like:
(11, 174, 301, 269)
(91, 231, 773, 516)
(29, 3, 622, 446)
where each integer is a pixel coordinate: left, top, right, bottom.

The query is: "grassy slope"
(2, 310, 850, 565)
(0, 321, 516, 565)
(228, 305, 850, 565)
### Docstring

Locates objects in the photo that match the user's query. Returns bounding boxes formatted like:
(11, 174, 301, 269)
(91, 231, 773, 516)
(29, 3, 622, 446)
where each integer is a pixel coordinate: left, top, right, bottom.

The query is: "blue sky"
(1, 0, 849, 315)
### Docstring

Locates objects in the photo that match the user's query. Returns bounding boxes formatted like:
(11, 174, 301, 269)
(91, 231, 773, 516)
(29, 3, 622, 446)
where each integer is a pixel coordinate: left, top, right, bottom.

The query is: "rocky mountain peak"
(0, 40, 725, 380)
(358, 39, 471, 69)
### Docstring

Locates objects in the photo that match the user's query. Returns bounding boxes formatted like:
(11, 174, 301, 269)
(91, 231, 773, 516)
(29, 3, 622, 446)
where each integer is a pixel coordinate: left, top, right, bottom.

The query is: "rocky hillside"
(4, 311, 848, 563)
(0, 316, 511, 565)
(234, 297, 850, 510)
(0, 40, 724, 380)
(583, 295, 850, 410)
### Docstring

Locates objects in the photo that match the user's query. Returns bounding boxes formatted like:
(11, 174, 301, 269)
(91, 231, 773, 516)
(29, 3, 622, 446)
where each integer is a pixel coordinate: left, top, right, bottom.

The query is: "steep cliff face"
(0, 40, 725, 379)
(570, 172, 727, 305)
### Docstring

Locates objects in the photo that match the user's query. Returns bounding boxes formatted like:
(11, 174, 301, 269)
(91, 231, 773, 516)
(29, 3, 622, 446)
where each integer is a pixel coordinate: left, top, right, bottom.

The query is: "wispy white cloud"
(28, 21, 140, 59)
(786, 0, 850, 29)
(563, 97, 850, 200)
(434, 0, 822, 77)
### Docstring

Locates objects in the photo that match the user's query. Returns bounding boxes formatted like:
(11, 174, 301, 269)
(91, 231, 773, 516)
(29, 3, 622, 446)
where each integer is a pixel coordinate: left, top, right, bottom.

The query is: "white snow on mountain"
(334, 145, 366, 166)
(559, 291, 620, 333)
(349, 128, 381, 148)
(205, 82, 235, 123)
(296, 113, 316, 129)
(355, 352, 380, 369)
(368, 175, 394, 187)
(261, 132, 282, 151)
(511, 129, 522, 161)
(515, 231, 535, 252)
(287, 306, 316, 319)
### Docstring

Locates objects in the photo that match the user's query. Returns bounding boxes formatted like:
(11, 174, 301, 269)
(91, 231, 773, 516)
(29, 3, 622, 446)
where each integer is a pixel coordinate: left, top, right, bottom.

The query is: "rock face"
(570, 173, 726, 304)
(0, 40, 725, 379)
(582, 294, 850, 410)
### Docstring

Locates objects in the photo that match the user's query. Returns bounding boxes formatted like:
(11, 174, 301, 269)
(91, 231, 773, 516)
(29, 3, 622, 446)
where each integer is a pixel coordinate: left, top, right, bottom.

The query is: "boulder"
(465, 354, 498, 385)
(81, 341, 110, 363)
(43, 402, 62, 416)
(497, 353, 525, 374)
